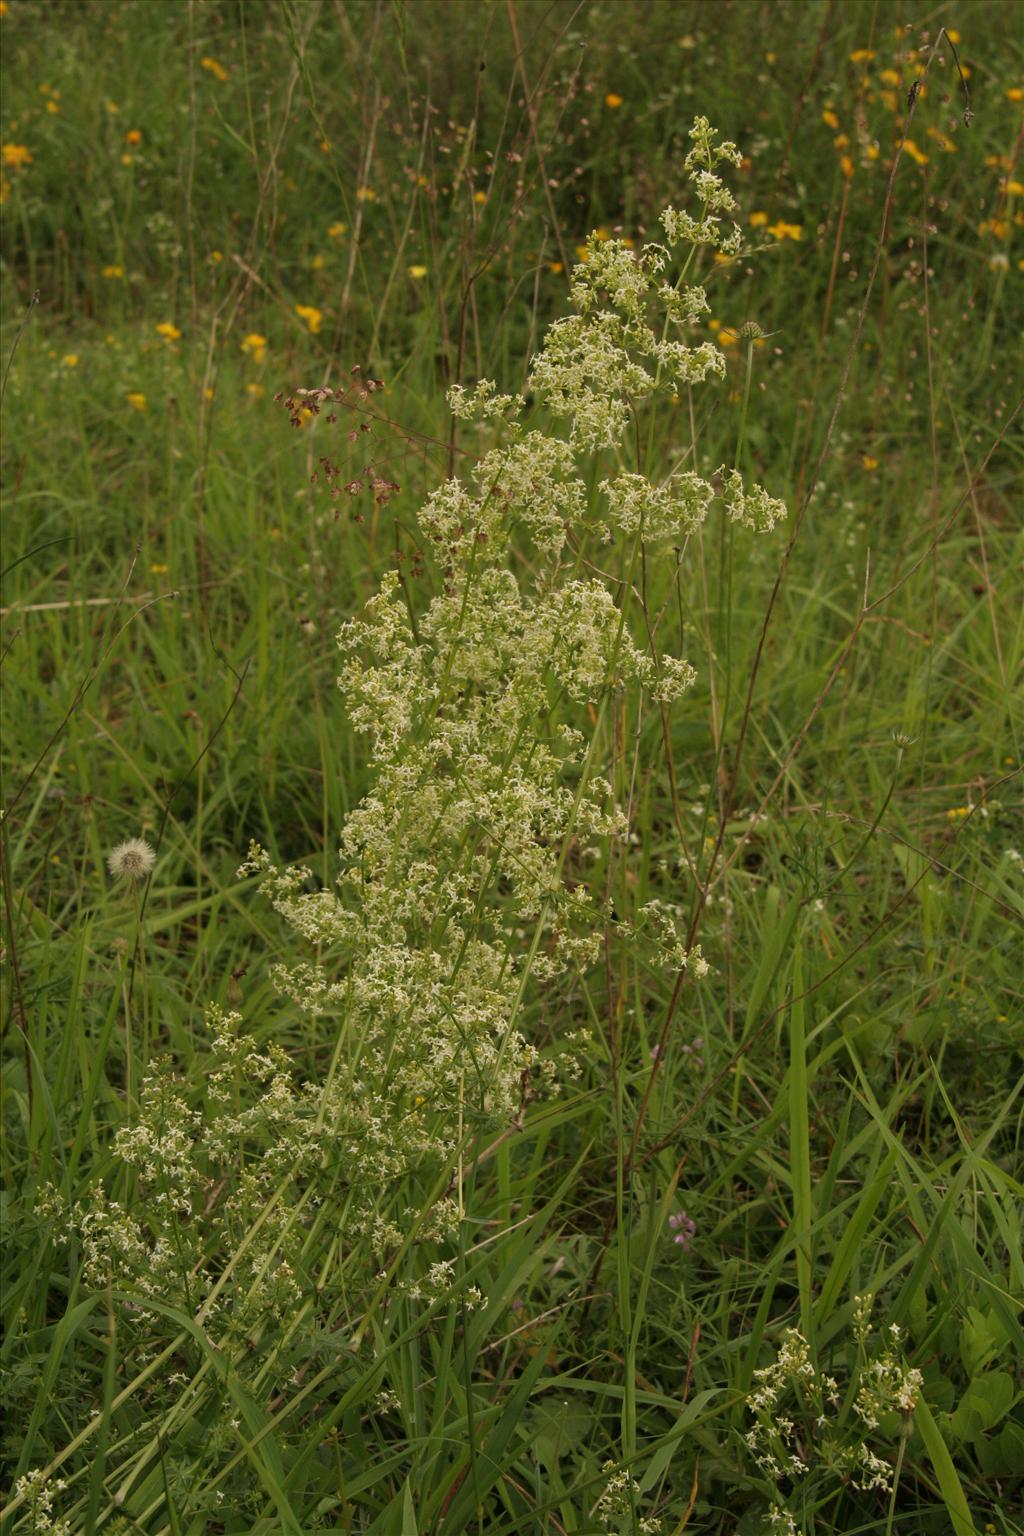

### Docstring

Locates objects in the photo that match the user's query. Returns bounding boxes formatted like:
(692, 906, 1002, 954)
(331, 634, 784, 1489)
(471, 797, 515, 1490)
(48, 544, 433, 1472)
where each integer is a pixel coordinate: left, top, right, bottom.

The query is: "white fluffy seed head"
(107, 837, 156, 884)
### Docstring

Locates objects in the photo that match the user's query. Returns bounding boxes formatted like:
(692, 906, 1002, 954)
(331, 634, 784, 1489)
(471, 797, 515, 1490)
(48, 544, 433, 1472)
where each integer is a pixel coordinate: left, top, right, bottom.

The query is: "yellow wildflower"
(203, 386, 215, 401)
(126, 392, 147, 412)
(319, 139, 330, 153)
(1006, 87, 1023, 103)
(46, 99, 59, 114)
(311, 253, 325, 270)
(861, 454, 879, 470)
(245, 382, 264, 398)
(880, 89, 898, 111)
(903, 139, 928, 166)
(0, 178, 9, 204)
(766, 220, 803, 241)
(822, 108, 840, 129)
(866, 143, 880, 161)
(156, 321, 182, 341)
(62, 354, 79, 368)
(407, 264, 428, 279)
(328, 220, 347, 239)
(879, 68, 901, 86)
(748, 210, 769, 227)
(979, 217, 1008, 240)
(201, 56, 228, 82)
(473, 189, 487, 204)
(121, 154, 134, 166)
(946, 28, 960, 43)
(849, 48, 875, 63)
(834, 132, 849, 149)
(1007, 181, 1023, 196)
(102, 263, 124, 279)
(605, 92, 624, 109)
(548, 261, 563, 273)
(0, 3, 9, 16)
(124, 128, 142, 145)
(1, 143, 32, 169)
(575, 245, 590, 261)
(210, 249, 223, 262)
(150, 563, 170, 574)
(355, 186, 376, 202)
(841, 154, 854, 179)
(241, 332, 267, 362)
(106, 99, 119, 114)
(295, 303, 322, 333)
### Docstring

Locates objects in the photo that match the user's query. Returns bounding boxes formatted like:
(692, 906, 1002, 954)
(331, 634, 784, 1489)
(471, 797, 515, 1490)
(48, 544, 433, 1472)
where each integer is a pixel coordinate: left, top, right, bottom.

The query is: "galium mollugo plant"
(28, 117, 787, 1525)
(744, 1296, 926, 1532)
(240, 114, 783, 1252)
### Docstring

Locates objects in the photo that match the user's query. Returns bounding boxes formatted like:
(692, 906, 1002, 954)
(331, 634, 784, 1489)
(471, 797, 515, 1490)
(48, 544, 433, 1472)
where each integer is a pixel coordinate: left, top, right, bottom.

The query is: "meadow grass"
(2, 2, 1022, 1532)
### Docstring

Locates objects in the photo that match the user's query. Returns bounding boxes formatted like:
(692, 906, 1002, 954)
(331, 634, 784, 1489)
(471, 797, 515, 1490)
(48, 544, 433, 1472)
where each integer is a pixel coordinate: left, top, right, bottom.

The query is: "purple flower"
(668, 1210, 696, 1250)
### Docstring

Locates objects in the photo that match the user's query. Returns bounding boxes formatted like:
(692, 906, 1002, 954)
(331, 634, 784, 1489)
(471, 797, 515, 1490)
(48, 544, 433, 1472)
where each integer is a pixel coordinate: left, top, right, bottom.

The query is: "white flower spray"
(35, 116, 788, 1525)
(744, 1298, 926, 1532)
(240, 116, 784, 1256)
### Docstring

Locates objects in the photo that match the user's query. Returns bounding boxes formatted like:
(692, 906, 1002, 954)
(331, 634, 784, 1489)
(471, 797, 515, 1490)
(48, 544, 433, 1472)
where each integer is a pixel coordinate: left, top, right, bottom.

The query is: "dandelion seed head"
(107, 838, 156, 884)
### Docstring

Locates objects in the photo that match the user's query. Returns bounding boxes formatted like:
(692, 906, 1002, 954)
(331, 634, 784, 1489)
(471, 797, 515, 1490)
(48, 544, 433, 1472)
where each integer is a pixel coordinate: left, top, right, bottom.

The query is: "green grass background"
(2, 0, 1022, 1531)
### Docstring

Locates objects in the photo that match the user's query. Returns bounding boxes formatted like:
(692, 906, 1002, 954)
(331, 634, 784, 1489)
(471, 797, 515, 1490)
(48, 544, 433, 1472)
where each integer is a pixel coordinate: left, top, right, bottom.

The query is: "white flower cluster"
(246, 546, 646, 1160)
(11, 1470, 71, 1536)
(661, 115, 743, 250)
(44, 125, 792, 1507)
(720, 468, 788, 533)
(524, 118, 753, 453)
(234, 113, 782, 1339)
(765, 1510, 798, 1536)
(854, 1333, 923, 1428)
(594, 1459, 641, 1531)
(51, 1020, 311, 1338)
(637, 900, 708, 973)
(447, 378, 525, 421)
(746, 1303, 927, 1529)
(528, 309, 664, 452)
(601, 470, 715, 545)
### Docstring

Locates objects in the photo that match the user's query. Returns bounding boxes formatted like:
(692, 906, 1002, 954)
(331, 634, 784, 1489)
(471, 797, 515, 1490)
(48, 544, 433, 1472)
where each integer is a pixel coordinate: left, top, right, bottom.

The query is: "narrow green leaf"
(914, 1395, 979, 1536)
